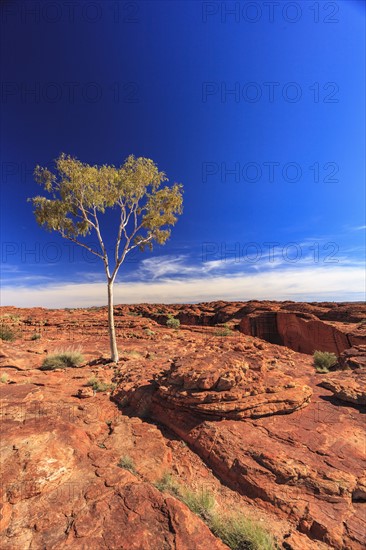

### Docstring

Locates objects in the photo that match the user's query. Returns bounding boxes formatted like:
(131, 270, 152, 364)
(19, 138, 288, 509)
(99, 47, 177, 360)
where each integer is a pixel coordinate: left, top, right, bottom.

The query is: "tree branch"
(60, 231, 104, 260)
(92, 206, 110, 278)
(76, 197, 97, 230)
(115, 202, 127, 264)
(127, 234, 153, 252)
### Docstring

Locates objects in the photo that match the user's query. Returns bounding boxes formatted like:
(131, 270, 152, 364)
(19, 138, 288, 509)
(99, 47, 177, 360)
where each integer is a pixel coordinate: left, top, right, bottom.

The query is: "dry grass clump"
(0, 326, 16, 341)
(117, 455, 137, 474)
(154, 472, 276, 549)
(41, 347, 84, 370)
(313, 350, 337, 373)
(85, 377, 115, 392)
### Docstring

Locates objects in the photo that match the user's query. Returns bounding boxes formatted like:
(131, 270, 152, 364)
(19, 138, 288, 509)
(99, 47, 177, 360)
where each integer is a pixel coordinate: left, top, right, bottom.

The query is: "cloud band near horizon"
(1, 264, 364, 308)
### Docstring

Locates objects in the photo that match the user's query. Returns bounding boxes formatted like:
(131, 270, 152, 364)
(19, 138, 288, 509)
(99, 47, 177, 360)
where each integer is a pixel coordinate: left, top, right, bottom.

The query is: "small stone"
(77, 387, 94, 399)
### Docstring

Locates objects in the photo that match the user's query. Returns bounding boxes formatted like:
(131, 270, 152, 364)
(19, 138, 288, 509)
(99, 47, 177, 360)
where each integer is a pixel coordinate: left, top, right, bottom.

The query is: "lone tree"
(29, 154, 183, 363)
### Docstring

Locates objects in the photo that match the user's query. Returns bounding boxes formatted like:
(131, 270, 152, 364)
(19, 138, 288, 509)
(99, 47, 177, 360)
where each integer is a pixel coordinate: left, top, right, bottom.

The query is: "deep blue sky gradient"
(1, 0, 365, 305)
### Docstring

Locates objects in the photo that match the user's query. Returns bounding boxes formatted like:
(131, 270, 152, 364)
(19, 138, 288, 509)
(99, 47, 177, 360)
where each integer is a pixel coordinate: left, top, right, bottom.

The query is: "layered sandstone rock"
(2, 300, 365, 357)
(319, 368, 366, 405)
(153, 352, 312, 420)
(338, 345, 366, 370)
(0, 378, 226, 549)
(1, 302, 365, 549)
(114, 346, 365, 549)
(239, 311, 363, 355)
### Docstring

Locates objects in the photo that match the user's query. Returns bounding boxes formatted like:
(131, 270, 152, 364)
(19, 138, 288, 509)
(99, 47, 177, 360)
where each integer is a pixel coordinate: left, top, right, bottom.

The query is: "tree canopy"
(30, 154, 183, 281)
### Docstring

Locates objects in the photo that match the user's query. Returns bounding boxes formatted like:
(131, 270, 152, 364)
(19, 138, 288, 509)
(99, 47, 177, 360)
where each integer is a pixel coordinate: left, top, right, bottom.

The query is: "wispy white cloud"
(343, 224, 366, 232)
(1, 264, 364, 307)
(137, 255, 199, 279)
(130, 248, 365, 281)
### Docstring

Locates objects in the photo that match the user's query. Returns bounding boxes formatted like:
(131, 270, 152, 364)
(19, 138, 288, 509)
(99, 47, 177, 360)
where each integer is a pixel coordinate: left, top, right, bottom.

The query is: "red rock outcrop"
(153, 351, 312, 420)
(319, 368, 366, 406)
(2, 300, 365, 357)
(0, 378, 227, 549)
(239, 310, 364, 356)
(113, 344, 366, 549)
(338, 345, 366, 370)
(1, 302, 365, 549)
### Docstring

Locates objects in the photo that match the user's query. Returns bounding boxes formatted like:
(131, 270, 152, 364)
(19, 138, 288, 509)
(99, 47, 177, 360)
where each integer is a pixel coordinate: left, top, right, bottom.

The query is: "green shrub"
(166, 314, 180, 329)
(86, 377, 115, 392)
(0, 326, 16, 341)
(40, 349, 84, 370)
(145, 328, 155, 337)
(117, 455, 136, 474)
(210, 511, 276, 550)
(1, 314, 20, 322)
(154, 473, 275, 549)
(313, 350, 337, 373)
(182, 488, 216, 520)
(0, 373, 9, 383)
(31, 333, 41, 341)
(215, 323, 233, 337)
(154, 472, 181, 496)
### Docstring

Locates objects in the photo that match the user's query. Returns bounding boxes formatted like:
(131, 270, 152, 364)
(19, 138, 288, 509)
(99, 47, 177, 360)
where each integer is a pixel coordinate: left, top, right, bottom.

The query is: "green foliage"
(86, 377, 115, 392)
(41, 350, 84, 370)
(30, 154, 183, 364)
(313, 350, 337, 373)
(29, 154, 183, 259)
(0, 373, 9, 383)
(0, 326, 16, 341)
(154, 472, 181, 496)
(166, 314, 180, 329)
(144, 328, 155, 337)
(1, 314, 20, 322)
(154, 473, 275, 549)
(182, 488, 216, 520)
(215, 323, 233, 337)
(117, 455, 136, 474)
(31, 333, 41, 341)
(210, 512, 276, 550)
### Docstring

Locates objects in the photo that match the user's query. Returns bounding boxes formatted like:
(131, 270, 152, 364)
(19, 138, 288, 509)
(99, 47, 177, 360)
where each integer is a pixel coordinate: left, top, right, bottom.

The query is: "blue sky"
(1, 0, 365, 307)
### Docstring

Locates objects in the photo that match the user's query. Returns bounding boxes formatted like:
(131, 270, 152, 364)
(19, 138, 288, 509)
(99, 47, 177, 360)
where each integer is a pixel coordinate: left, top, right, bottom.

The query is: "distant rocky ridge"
(3, 300, 364, 357)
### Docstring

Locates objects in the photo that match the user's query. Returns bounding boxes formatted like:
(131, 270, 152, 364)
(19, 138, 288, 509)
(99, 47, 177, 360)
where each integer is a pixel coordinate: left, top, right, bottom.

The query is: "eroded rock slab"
(338, 345, 366, 370)
(114, 348, 366, 549)
(0, 377, 226, 549)
(154, 351, 312, 420)
(319, 368, 366, 405)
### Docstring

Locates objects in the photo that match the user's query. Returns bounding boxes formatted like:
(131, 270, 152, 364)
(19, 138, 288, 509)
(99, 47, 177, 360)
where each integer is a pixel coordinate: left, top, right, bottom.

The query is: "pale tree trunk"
(107, 280, 119, 363)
